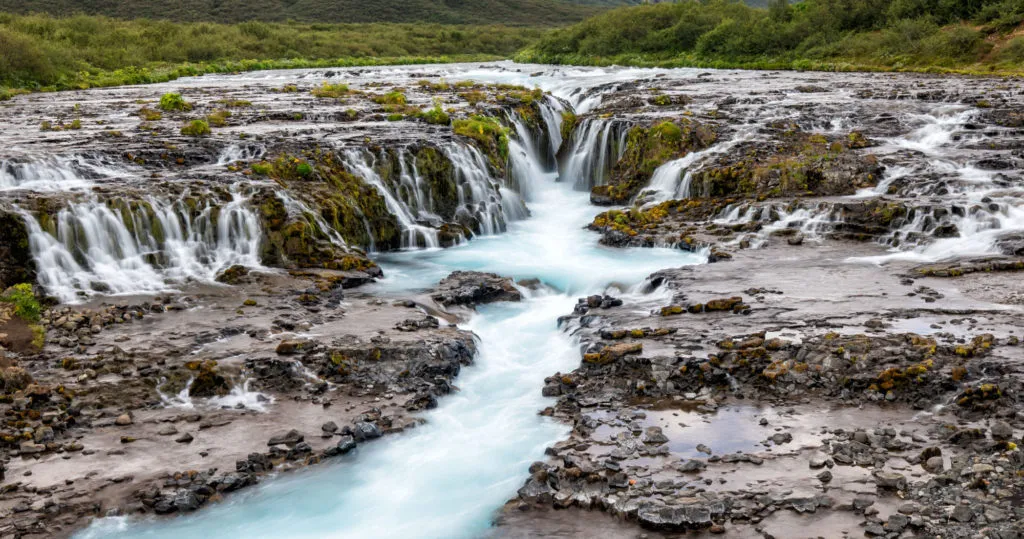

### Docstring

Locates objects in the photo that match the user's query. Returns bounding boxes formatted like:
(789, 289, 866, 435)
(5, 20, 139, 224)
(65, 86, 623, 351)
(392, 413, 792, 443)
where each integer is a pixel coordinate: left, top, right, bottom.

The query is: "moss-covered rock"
(0, 210, 33, 291)
(688, 129, 881, 200)
(591, 118, 717, 205)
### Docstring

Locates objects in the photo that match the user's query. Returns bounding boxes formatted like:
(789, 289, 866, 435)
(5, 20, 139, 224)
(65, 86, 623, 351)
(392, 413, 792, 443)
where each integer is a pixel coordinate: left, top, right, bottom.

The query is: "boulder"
(430, 271, 521, 306)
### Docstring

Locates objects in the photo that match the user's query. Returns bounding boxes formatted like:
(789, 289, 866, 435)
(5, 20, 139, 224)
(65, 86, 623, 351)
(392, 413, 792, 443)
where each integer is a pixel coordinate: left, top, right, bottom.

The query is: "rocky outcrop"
(430, 271, 522, 307)
(0, 209, 33, 291)
(689, 129, 882, 199)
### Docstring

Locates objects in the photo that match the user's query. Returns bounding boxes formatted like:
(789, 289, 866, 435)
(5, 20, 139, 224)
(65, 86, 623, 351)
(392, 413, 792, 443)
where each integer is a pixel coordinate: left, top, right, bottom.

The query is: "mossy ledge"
(590, 118, 717, 205)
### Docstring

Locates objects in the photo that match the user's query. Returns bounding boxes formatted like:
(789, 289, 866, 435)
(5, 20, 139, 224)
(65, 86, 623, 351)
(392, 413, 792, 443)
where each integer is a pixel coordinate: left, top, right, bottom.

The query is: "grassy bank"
(515, 0, 1024, 75)
(0, 13, 541, 94)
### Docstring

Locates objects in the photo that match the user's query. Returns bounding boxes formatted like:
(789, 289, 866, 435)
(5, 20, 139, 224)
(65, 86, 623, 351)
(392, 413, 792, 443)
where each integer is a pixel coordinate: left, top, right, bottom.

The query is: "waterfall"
(342, 149, 442, 250)
(538, 97, 565, 165)
(276, 191, 351, 248)
(441, 143, 512, 237)
(23, 190, 262, 302)
(559, 117, 628, 191)
(216, 144, 266, 166)
(0, 154, 126, 192)
(640, 124, 759, 204)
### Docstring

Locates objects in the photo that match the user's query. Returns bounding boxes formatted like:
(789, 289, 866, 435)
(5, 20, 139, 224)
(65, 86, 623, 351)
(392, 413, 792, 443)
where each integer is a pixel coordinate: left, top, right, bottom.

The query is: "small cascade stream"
(851, 107, 1024, 263)
(23, 190, 262, 302)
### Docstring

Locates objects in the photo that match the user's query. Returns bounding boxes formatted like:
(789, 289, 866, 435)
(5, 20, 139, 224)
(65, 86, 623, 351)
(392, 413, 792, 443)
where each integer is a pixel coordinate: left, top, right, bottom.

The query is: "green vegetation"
(372, 91, 408, 106)
(180, 119, 211, 136)
(138, 106, 162, 120)
(159, 92, 192, 111)
(0, 0, 601, 25)
(207, 109, 231, 126)
(453, 115, 510, 166)
(311, 82, 351, 98)
(0, 13, 545, 93)
(418, 102, 451, 125)
(517, 0, 1024, 74)
(0, 283, 41, 323)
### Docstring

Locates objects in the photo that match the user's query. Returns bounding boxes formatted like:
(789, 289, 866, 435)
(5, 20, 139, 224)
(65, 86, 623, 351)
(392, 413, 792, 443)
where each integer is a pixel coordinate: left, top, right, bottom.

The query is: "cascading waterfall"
(853, 106, 1024, 263)
(559, 117, 629, 191)
(640, 125, 759, 204)
(276, 191, 351, 248)
(342, 149, 443, 249)
(441, 143, 516, 235)
(216, 144, 266, 166)
(0, 155, 126, 192)
(23, 190, 262, 302)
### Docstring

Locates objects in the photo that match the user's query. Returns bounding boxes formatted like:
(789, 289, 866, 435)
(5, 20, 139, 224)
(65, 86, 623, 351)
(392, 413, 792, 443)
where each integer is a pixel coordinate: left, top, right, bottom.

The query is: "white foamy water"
(0, 155, 126, 192)
(24, 189, 262, 303)
(850, 106, 1024, 264)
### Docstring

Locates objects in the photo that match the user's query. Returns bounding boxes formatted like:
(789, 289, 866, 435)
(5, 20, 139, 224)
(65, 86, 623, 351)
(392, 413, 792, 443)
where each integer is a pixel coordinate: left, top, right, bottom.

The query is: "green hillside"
(517, 0, 1024, 74)
(0, 0, 602, 26)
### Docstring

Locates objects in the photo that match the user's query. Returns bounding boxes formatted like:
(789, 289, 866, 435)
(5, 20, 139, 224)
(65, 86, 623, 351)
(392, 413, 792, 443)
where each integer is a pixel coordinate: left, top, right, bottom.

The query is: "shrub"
(159, 92, 192, 112)
(372, 91, 407, 105)
(1, 284, 41, 323)
(251, 162, 272, 175)
(998, 37, 1024, 63)
(181, 119, 211, 136)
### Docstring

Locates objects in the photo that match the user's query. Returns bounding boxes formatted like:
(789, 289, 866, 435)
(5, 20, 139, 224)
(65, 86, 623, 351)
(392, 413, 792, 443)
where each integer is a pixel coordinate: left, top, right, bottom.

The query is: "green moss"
(452, 115, 509, 168)
(418, 102, 451, 125)
(207, 109, 231, 127)
(180, 119, 211, 137)
(372, 91, 407, 106)
(561, 111, 578, 141)
(159, 93, 192, 112)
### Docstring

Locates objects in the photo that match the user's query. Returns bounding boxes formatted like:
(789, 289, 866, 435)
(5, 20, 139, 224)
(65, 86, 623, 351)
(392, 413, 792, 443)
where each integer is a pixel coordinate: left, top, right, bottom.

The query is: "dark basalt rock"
(431, 271, 522, 306)
(637, 501, 725, 531)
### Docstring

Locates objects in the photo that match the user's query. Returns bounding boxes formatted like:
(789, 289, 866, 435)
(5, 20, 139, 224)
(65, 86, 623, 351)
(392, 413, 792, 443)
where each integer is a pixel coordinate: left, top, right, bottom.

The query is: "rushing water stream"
(78, 69, 702, 539)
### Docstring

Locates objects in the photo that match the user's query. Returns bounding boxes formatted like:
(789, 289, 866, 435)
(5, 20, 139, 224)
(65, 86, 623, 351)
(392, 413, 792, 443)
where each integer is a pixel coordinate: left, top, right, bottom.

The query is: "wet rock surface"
(431, 271, 522, 307)
(506, 240, 1024, 538)
(0, 269, 484, 537)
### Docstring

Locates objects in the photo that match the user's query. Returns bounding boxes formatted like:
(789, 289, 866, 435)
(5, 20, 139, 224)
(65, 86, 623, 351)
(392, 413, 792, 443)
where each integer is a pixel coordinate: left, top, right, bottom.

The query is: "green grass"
(516, 0, 1024, 75)
(0, 13, 546, 93)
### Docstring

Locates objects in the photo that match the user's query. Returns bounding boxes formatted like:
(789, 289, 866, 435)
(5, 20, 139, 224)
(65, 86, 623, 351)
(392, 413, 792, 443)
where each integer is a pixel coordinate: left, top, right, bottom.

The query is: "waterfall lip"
(22, 188, 266, 303)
